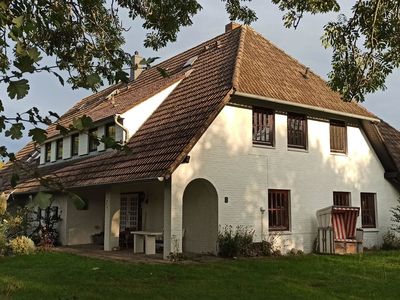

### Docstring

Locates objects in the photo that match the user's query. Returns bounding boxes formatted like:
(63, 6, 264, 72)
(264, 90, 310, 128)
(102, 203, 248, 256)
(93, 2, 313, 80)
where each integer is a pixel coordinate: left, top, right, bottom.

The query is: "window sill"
(361, 228, 379, 233)
(268, 230, 292, 235)
(330, 151, 347, 157)
(252, 144, 275, 150)
(288, 147, 308, 153)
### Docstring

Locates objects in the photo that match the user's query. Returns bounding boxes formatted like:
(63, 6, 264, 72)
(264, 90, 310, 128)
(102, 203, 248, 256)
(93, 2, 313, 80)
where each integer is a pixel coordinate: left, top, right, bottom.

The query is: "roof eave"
(233, 91, 380, 123)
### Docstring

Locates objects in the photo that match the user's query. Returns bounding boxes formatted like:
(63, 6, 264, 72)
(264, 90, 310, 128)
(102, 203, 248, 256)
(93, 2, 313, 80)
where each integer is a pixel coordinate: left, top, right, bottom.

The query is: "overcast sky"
(1, 1, 399, 153)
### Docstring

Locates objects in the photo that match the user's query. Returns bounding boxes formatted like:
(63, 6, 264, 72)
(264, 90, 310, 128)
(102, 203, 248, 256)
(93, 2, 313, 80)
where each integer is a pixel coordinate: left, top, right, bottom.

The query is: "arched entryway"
(182, 178, 218, 254)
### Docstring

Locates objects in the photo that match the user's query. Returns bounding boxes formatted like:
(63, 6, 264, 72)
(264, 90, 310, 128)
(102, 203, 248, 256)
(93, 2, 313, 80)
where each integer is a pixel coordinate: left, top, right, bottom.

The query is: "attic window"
(183, 56, 198, 68)
(71, 133, 79, 156)
(45, 143, 51, 163)
(56, 139, 63, 160)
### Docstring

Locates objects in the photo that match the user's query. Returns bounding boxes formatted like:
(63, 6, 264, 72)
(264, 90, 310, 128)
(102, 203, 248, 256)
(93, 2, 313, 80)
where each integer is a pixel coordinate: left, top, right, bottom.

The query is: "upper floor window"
(71, 133, 79, 156)
(88, 128, 98, 152)
(56, 139, 63, 160)
(45, 143, 51, 162)
(361, 193, 376, 228)
(252, 107, 274, 146)
(333, 192, 350, 206)
(287, 113, 307, 149)
(105, 123, 116, 149)
(268, 189, 290, 231)
(330, 120, 347, 153)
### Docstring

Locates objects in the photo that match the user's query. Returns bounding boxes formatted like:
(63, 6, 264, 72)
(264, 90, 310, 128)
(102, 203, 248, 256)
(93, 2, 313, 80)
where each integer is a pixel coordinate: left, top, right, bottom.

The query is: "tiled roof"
(1, 27, 241, 192)
(377, 121, 400, 170)
(233, 27, 376, 118)
(1, 24, 392, 193)
(46, 67, 186, 138)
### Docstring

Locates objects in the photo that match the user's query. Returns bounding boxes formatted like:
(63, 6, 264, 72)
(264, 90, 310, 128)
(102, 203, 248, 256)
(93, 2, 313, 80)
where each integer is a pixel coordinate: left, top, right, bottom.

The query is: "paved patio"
(53, 244, 167, 263)
(52, 244, 223, 264)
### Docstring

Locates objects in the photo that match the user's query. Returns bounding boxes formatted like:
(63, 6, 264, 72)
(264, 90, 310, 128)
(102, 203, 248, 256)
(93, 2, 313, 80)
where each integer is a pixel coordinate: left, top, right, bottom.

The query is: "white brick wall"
(172, 103, 399, 253)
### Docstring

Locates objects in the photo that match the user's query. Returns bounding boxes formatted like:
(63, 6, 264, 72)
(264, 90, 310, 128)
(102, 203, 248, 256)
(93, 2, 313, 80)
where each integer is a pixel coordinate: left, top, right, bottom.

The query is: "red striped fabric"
(333, 214, 346, 240)
(332, 209, 359, 241)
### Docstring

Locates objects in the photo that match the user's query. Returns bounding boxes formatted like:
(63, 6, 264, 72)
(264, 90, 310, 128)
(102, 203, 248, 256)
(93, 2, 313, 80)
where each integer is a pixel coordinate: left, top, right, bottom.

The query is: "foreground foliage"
(0, 251, 399, 299)
(1, 1, 399, 163)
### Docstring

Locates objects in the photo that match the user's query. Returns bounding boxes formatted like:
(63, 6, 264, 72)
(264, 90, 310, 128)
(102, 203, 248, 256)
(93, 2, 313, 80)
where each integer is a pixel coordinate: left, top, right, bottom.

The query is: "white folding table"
(131, 231, 162, 255)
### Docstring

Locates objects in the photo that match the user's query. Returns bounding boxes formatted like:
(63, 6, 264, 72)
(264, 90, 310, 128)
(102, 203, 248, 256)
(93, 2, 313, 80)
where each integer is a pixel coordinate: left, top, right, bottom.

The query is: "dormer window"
(88, 128, 98, 152)
(105, 123, 116, 149)
(56, 139, 63, 160)
(45, 143, 51, 163)
(71, 133, 79, 156)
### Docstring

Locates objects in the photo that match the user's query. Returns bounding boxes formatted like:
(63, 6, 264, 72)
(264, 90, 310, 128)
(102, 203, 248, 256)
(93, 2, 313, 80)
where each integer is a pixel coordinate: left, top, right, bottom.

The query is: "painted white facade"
(171, 101, 399, 253)
(51, 96, 398, 257)
(120, 81, 181, 139)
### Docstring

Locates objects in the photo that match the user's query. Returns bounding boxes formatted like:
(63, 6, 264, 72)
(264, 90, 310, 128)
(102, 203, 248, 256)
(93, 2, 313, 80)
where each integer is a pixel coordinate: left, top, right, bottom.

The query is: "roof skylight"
(183, 56, 198, 68)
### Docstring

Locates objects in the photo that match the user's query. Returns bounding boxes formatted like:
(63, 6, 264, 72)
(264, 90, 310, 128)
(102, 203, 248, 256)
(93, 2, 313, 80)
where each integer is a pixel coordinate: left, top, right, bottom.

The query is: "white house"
(2, 23, 400, 258)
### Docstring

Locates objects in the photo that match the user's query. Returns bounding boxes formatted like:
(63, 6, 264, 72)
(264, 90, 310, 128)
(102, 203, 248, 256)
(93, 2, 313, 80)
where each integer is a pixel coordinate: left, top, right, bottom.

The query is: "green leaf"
(56, 124, 70, 136)
(0, 192, 8, 215)
(157, 67, 170, 78)
(28, 128, 48, 144)
(86, 73, 101, 87)
(27, 47, 41, 63)
(11, 173, 20, 188)
(14, 55, 35, 73)
(7, 79, 30, 99)
(52, 71, 64, 86)
(67, 192, 87, 210)
(5, 123, 24, 139)
(30, 192, 53, 209)
(15, 41, 26, 55)
(0, 100, 3, 112)
(72, 115, 93, 131)
(12, 16, 24, 28)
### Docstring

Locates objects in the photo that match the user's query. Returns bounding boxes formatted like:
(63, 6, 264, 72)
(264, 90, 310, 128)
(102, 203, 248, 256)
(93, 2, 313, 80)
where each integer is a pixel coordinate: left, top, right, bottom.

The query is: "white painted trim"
(233, 91, 380, 123)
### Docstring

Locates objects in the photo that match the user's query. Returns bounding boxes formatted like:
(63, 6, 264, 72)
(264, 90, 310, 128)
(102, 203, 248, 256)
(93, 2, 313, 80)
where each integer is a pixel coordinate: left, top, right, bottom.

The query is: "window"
(105, 123, 116, 149)
(333, 192, 350, 206)
(253, 107, 274, 146)
(88, 128, 98, 152)
(361, 193, 376, 228)
(268, 189, 290, 231)
(287, 113, 307, 149)
(44, 143, 51, 162)
(56, 139, 63, 160)
(71, 133, 79, 156)
(330, 120, 347, 153)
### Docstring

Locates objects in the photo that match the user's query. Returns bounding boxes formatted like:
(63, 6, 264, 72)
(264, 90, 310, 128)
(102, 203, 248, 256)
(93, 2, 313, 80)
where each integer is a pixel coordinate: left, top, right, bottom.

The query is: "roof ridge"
(232, 25, 247, 90)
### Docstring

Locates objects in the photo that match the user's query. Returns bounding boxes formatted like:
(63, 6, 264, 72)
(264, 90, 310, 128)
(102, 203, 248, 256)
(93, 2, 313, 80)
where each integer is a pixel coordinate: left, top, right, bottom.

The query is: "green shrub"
(217, 225, 255, 258)
(288, 248, 304, 255)
(9, 236, 36, 255)
(0, 226, 7, 256)
(382, 231, 400, 250)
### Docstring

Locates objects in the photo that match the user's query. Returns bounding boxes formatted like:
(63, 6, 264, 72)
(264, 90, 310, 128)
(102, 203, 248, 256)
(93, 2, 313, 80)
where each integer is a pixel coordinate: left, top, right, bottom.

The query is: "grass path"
(0, 251, 399, 299)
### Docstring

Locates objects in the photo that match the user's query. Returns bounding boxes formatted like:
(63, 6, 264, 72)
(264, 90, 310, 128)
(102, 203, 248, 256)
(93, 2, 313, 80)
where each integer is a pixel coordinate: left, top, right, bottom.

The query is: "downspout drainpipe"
(260, 207, 266, 241)
(114, 114, 129, 144)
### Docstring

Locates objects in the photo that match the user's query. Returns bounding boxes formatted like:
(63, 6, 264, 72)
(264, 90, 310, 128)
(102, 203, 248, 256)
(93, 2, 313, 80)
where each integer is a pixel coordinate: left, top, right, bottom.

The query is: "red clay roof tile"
(2, 25, 397, 193)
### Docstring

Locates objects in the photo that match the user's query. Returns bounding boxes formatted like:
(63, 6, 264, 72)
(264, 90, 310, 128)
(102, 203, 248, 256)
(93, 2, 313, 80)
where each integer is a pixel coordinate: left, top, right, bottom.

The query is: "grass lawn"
(0, 251, 399, 299)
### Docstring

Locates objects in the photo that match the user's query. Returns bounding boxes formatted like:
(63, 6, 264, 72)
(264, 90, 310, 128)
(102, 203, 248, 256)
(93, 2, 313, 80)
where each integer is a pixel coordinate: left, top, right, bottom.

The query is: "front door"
(120, 193, 143, 233)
